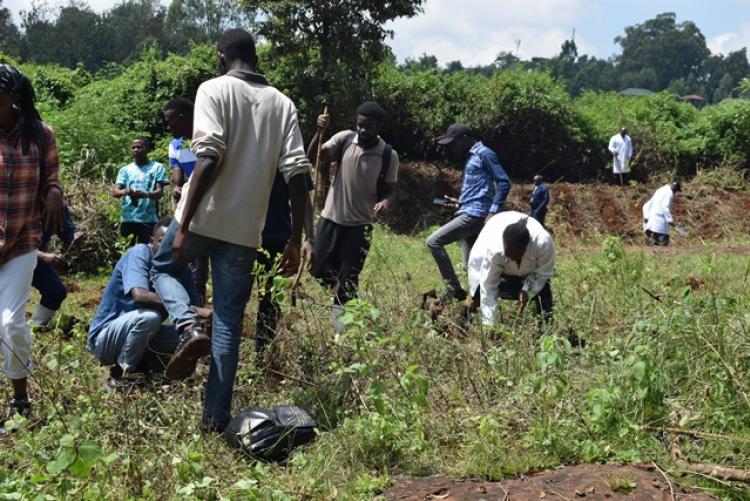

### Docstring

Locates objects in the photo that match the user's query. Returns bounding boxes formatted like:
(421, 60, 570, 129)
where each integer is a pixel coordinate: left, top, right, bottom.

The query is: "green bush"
(692, 98, 750, 169)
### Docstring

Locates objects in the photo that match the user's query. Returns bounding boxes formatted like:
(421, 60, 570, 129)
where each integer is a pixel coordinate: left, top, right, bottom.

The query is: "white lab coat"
(608, 133, 633, 174)
(468, 211, 556, 325)
(642, 184, 674, 235)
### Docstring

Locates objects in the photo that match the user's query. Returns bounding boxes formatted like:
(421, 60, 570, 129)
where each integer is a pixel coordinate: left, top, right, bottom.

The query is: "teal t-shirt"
(116, 161, 169, 223)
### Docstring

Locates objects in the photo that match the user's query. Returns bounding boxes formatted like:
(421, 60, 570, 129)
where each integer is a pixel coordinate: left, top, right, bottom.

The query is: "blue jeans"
(32, 259, 67, 310)
(90, 309, 178, 371)
(151, 219, 257, 428)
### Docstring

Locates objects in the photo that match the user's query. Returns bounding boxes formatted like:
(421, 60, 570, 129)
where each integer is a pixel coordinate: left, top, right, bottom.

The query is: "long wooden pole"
(290, 105, 329, 305)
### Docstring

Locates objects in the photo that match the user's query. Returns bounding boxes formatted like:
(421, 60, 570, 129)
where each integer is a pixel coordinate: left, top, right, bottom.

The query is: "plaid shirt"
(0, 121, 61, 265)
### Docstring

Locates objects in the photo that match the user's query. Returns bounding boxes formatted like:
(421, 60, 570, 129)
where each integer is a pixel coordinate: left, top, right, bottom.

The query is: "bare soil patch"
(385, 463, 715, 500)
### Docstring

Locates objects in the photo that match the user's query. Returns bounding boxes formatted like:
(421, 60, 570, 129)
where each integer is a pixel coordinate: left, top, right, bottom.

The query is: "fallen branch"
(645, 425, 750, 445)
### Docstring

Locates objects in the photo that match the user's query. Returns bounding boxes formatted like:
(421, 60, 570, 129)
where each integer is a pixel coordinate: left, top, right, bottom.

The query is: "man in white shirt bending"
(608, 127, 633, 185)
(464, 211, 555, 327)
(643, 182, 681, 246)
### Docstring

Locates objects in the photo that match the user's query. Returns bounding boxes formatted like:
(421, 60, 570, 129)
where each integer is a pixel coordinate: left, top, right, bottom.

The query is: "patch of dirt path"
(385, 464, 715, 500)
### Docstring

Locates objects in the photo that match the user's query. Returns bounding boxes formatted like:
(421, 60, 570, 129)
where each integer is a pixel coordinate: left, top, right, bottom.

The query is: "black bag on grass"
(221, 406, 317, 461)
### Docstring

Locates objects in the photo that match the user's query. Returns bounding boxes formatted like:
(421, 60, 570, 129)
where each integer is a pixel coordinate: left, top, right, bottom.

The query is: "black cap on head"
(437, 123, 473, 145)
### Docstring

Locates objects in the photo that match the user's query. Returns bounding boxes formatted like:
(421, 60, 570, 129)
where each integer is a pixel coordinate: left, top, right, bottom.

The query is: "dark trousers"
(426, 214, 484, 298)
(32, 260, 67, 310)
(645, 230, 669, 246)
(190, 255, 210, 305)
(255, 242, 285, 355)
(120, 222, 154, 245)
(311, 218, 372, 305)
(474, 274, 553, 319)
(530, 209, 547, 227)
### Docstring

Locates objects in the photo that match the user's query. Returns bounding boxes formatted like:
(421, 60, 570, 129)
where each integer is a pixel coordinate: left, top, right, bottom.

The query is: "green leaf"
(46, 447, 76, 475)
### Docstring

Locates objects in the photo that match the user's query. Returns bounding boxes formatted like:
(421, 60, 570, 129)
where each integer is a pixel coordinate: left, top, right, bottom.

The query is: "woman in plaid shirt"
(0, 64, 64, 432)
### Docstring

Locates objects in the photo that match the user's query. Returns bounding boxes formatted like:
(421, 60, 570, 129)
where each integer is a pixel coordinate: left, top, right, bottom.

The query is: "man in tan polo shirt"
(307, 102, 399, 330)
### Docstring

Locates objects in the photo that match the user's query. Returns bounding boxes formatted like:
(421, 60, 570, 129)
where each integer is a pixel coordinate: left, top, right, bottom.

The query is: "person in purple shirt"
(427, 123, 511, 303)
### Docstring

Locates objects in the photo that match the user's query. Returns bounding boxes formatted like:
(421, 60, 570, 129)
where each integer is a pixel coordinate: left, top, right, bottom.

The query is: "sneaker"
(0, 397, 31, 436)
(166, 324, 211, 380)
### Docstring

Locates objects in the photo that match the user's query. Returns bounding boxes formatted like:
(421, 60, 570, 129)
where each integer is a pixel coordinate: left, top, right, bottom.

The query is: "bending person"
(465, 212, 555, 327)
(643, 181, 681, 246)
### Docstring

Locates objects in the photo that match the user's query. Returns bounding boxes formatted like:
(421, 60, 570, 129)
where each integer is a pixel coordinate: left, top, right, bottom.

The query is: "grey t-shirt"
(320, 131, 399, 226)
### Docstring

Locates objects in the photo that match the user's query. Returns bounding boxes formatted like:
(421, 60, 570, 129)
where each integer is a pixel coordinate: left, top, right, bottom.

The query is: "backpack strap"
(379, 143, 393, 183)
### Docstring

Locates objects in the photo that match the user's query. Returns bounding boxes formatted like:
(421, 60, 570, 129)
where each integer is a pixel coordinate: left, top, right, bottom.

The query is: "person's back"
(177, 73, 308, 248)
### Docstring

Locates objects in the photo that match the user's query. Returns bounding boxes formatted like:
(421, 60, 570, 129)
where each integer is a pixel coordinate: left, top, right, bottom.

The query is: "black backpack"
(221, 406, 317, 462)
(335, 132, 393, 200)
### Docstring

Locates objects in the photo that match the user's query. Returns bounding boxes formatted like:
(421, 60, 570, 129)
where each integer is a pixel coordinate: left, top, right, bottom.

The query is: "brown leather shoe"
(166, 324, 211, 380)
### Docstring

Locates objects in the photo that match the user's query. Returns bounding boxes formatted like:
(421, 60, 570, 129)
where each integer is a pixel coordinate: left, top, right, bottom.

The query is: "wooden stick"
(645, 425, 750, 444)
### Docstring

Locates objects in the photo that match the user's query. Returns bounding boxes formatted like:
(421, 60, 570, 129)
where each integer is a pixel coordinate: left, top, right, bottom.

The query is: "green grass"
(1, 227, 749, 499)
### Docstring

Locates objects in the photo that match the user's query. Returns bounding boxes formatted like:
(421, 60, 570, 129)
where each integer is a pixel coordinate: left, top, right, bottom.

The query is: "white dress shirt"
(468, 211, 556, 325)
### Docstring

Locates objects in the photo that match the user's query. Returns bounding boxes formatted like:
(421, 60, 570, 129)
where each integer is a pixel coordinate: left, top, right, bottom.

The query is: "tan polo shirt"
(320, 131, 399, 226)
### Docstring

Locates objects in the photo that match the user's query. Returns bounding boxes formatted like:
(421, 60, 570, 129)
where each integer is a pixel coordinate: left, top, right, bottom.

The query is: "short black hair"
(132, 136, 151, 148)
(218, 29, 258, 66)
(166, 97, 193, 115)
(503, 217, 531, 250)
(356, 101, 385, 122)
(154, 217, 173, 234)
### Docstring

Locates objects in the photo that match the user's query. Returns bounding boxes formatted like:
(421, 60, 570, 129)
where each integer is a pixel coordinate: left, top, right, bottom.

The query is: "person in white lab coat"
(643, 181, 681, 246)
(463, 211, 555, 327)
(608, 127, 633, 185)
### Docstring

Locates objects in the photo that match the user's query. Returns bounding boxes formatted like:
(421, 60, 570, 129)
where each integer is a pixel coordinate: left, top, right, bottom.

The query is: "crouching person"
(464, 212, 555, 328)
(87, 218, 207, 388)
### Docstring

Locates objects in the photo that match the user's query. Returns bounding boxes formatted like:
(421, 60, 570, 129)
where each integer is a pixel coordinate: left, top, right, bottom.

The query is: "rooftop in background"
(620, 88, 654, 96)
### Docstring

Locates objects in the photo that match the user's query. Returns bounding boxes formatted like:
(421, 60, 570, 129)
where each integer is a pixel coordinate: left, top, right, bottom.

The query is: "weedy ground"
(1, 228, 749, 500)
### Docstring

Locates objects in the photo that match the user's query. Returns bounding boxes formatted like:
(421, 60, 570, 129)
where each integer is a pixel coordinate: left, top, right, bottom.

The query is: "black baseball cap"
(437, 123, 473, 145)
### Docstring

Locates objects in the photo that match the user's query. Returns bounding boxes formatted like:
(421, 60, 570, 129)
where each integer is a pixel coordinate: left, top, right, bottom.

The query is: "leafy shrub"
(691, 98, 750, 169)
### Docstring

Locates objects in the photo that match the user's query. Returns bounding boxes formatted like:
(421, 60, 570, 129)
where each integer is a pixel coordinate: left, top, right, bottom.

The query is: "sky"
(5, 0, 750, 66)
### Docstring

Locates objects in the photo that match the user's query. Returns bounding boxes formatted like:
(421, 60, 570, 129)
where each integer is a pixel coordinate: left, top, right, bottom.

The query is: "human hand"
(42, 188, 64, 234)
(191, 305, 213, 319)
(443, 195, 459, 209)
(278, 243, 301, 277)
(173, 186, 182, 202)
(518, 291, 529, 312)
(302, 240, 314, 271)
(317, 113, 330, 131)
(372, 200, 388, 218)
(172, 227, 189, 262)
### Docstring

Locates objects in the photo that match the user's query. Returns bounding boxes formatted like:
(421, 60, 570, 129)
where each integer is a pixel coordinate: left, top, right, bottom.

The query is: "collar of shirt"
(350, 133, 386, 155)
(225, 69, 270, 86)
(468, 141, 484, 157)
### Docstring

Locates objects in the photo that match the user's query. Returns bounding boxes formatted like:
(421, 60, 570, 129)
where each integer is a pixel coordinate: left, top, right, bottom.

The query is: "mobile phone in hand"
(432, 198, 448, 206)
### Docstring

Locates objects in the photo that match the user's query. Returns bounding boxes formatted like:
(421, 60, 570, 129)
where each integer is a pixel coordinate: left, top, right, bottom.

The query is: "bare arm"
(130, 287, 168, 317)
(112, 183, 130, 198)
(148, 183, 165, 201)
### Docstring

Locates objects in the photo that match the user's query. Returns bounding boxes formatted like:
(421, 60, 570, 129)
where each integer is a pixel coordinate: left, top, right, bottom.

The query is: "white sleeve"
(278, 103, 312, 182)
(663, 192, 674, 223)
(627, 137, 634, 157)
(608, 136, 617, 154)
(479, 254, 504, 326)
(191, 85, 226, 164)
(522, 239, 555, 297)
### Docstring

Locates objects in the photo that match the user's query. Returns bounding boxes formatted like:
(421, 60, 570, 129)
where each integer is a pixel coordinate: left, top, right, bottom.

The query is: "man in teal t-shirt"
(112, 137, 170, 245)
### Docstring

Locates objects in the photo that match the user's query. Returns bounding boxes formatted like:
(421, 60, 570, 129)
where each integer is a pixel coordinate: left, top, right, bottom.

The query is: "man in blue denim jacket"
(427, 124, 511, 303)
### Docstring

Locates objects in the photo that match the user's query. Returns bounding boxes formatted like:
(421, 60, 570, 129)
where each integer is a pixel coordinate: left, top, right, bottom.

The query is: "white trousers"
(0, 251, 36, 379)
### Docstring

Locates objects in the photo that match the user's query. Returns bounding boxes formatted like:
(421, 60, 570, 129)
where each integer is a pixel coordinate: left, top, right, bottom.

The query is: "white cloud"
(708, 22, 750, 55)
(386, 0, 602, 66)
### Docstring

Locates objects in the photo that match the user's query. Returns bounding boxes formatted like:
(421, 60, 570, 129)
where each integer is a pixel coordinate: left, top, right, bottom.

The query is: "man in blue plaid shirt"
(427, 123, 511, 303)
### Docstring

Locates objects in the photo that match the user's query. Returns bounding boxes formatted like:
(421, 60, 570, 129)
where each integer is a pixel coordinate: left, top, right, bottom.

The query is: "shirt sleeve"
(278, 103, 312, 183)
(116, 166, 128, 187)
(39, 124, 61, 196)
(156, 163, 170, 184)
(479, 253, 505, 326)
(608, 136, 617, 154)
(191, 83, 226, 164)
(323, 130, 351, 163)
(662, 191, 673, 223)
(168, 142, 181, 169)
(121, 246, 152, 297)
(385, 149, 399, 183)
(482, 149, 510, 214)
(522, 238, 555, 297)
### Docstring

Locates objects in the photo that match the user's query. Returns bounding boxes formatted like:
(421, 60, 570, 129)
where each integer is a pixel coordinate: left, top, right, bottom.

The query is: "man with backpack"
(307, 102, 399, 331)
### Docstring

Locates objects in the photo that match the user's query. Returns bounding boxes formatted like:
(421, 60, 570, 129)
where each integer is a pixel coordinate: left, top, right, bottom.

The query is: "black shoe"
(104, 365, 146, 392)
(166, 324, 211, 380)
(440, 287, 467, 304)
(0, 397, 31, 435)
